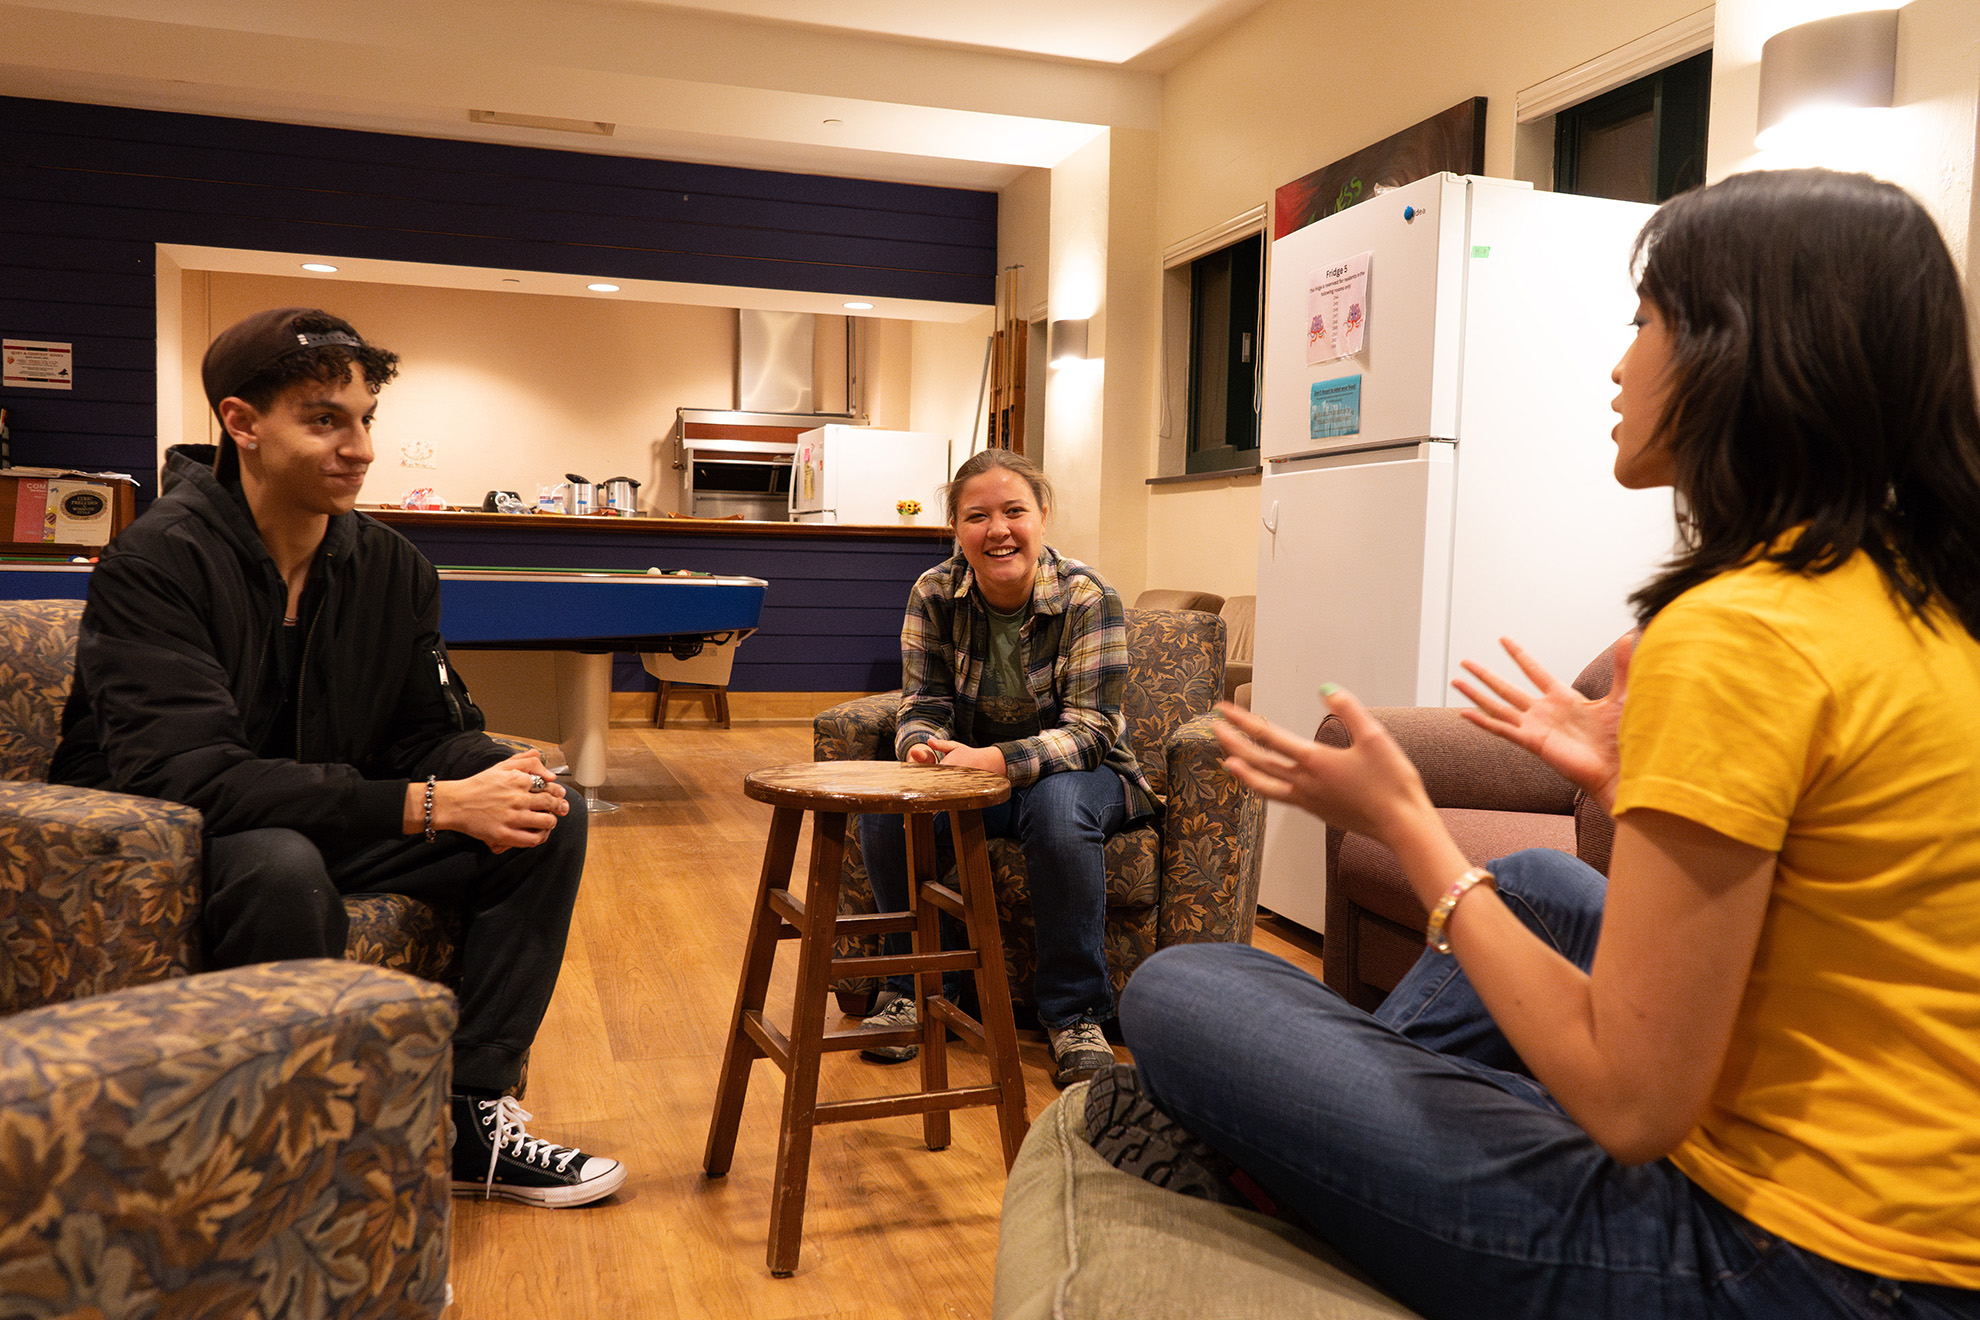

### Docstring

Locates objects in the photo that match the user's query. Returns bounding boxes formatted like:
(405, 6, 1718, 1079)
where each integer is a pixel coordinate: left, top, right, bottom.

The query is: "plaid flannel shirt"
(894, 547, 1155, 821)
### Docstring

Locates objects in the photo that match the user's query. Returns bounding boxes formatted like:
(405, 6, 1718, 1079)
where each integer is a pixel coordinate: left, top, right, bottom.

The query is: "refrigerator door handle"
(1261, 500, 1279, 535)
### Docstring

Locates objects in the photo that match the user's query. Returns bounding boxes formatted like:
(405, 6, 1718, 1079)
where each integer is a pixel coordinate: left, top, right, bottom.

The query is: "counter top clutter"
(372, 507, 952, 539)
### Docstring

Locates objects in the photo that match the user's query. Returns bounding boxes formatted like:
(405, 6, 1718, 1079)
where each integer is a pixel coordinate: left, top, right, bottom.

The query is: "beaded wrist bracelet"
(423, 775, 437, 842)
(1424, 866, 1495, 955)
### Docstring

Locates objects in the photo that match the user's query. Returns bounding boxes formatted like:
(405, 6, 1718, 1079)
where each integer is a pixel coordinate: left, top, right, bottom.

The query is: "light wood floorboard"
(446, 722, 1324, 1319)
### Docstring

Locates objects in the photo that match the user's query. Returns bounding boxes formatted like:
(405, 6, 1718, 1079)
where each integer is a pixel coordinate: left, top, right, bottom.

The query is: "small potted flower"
(895, 498, 923, 525)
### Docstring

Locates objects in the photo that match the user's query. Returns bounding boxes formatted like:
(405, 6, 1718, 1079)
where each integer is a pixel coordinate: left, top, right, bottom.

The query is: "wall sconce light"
(1048, 318, 1089, 368)
(1756, 8, 1900, 151)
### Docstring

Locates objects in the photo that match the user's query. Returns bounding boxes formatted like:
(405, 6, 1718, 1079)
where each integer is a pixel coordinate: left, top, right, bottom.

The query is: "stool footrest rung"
(819, 1025, 919, 1052)
(926, 996, 986, 1041)
(814, 1085, 1004, 1125)
(741, 1010, 789, 1067)
(918, 880, 967, 920)
(832, 911, 919, 936)
(768, 889, 804, 928)
(832, 950, 979, 978)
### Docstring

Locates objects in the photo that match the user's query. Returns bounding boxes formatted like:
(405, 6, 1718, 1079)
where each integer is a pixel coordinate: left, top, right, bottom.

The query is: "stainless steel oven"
(677, 408, 852, 521)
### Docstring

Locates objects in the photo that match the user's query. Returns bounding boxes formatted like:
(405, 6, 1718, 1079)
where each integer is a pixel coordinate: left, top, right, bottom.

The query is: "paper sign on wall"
(3, 340, 73, 390)
(1305, 253, 1370, 365)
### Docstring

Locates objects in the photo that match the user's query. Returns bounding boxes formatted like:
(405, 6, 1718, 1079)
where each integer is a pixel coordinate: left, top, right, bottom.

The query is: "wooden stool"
(703, 761, 1030, 1277)
(654, 679, 730, 729)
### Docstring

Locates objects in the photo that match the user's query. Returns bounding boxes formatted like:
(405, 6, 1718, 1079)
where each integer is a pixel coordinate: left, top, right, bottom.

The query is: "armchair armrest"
(0, 959, 455, 1319)
(813, 692, 901, 764)
(1156, 713, 1264, 947)
(1317, 707, 1577, 816)
(0, 781, 204, 1015)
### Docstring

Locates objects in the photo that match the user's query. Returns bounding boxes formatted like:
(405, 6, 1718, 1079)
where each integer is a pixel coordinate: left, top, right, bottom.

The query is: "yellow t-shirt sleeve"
(1614, 593, 1832, 851)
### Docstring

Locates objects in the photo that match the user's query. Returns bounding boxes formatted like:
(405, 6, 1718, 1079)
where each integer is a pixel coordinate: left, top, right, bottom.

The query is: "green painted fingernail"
(1319, 682, 1341, 697)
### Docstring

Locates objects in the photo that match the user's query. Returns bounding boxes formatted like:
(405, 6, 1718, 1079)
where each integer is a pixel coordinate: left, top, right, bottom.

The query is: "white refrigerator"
(1252, 172, 1677, 932)
(790, 425, 953, 525)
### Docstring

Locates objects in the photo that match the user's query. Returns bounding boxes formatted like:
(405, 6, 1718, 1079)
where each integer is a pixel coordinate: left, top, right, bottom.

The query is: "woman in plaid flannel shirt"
(857, 449, 1155, 1088)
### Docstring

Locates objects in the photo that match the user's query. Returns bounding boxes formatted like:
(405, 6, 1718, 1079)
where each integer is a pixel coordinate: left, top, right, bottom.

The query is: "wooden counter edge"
(372, 509, 952, 540)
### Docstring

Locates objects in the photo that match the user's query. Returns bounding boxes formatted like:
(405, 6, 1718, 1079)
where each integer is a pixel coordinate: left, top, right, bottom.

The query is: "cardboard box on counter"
(2, 469, 137, 550)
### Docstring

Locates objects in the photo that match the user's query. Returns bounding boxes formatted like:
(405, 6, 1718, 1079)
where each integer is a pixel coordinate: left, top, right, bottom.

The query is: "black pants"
(200, 797, 588, 1093)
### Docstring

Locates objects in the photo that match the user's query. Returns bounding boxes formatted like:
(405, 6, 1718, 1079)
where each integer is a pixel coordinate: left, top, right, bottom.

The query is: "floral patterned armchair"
(1, 599, 457, 1317)
(813, 608, 1265, 1012)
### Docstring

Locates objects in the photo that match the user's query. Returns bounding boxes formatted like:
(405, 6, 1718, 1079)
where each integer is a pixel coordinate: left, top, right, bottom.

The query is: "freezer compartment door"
(1250, 445, 1456, 931)
(1260, 173, 1469, 462)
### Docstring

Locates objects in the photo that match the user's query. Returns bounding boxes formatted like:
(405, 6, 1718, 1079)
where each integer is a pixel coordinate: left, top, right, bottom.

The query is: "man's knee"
(203, 828, 347, 964)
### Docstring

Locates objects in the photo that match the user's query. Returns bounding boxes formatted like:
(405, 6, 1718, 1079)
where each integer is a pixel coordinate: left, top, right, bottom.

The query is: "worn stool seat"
(704, 761, 1031, 1277)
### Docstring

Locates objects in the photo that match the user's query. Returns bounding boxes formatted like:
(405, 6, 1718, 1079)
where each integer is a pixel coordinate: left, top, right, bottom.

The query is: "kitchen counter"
(370, 509, 953, 695)
(373, 509, 952, 540)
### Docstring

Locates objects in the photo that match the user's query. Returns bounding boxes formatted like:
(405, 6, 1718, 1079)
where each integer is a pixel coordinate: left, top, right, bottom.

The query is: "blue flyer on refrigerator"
(1310, 375, 1362, 439)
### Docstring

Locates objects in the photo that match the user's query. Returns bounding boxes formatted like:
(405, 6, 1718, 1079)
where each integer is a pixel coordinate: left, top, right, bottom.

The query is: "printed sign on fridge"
(1305, 253, 1370, 365)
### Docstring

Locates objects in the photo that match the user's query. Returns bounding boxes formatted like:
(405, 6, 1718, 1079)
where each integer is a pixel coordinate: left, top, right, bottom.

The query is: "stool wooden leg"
(906, 811, 951, 1152)
(953, 806, 1030, 1169)
(766, 808, 847, 1278)
(705, 804, 803, 1178)
(654, 680, 672, 729)
(714, 685, 731, 729)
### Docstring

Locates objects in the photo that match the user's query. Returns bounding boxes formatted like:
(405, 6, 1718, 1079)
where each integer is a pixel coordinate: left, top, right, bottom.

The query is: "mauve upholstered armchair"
(1318, 643, 1621, 1010)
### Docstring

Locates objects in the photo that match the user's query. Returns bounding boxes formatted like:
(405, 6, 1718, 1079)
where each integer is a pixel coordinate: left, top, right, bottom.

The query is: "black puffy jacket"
(52, 445, 503, 844)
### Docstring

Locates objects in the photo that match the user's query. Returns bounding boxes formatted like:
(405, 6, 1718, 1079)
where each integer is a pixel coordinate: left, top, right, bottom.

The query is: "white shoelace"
(479, 1095, 581, 1198)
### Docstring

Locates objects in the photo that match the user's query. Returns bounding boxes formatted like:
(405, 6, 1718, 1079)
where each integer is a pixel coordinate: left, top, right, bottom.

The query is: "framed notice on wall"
(2, 339, 74, 390)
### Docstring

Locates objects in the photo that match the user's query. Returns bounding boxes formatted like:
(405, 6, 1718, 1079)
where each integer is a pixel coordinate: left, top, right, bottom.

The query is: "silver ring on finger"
(529, 774, 547, 793)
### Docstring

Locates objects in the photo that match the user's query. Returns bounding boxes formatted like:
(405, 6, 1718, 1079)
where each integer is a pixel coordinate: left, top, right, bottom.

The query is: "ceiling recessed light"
(301, 262, 338, 273)
(843, 301, 874, 310)
(587, 283, 620, 292)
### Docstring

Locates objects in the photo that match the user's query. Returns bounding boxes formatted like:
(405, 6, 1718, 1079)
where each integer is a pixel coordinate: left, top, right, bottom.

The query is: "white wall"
(172, 271, 980, 513)
(1705, 0, 1980, 283)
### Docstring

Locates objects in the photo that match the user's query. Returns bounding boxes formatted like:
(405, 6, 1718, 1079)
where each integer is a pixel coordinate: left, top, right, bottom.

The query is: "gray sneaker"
(1047, 1020, 1116, 1088)
(860, 992, 919, 1063)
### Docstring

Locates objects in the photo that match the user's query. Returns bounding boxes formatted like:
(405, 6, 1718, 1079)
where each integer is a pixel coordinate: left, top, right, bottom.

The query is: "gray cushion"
(994, 1085, 1423, 1320)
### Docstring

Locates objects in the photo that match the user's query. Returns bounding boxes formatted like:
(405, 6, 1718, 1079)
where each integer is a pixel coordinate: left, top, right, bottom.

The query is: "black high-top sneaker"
(451, 1094, 626, 1208)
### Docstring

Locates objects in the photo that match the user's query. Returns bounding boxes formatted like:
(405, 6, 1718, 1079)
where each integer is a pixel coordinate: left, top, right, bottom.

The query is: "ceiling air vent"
(467, 109, 615, 136)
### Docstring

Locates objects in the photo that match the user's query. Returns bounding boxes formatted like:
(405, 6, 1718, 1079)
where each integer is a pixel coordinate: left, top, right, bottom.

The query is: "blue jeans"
(1121, 848, 1980, 1320)
(859, 765, 1125, 1028)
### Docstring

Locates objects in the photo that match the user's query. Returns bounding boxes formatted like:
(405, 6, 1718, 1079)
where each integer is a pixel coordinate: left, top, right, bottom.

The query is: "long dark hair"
(1627, 169, 1980, 638)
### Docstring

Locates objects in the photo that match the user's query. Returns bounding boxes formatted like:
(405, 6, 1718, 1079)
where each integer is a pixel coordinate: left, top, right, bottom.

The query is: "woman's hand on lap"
(919, 738, 1007, 777)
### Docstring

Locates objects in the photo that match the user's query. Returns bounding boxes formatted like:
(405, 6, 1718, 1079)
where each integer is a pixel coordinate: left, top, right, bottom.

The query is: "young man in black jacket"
(52, 307, 624, 1208)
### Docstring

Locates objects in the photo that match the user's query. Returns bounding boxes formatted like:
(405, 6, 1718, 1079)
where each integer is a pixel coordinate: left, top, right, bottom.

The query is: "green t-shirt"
(974, 601, 1040, 747)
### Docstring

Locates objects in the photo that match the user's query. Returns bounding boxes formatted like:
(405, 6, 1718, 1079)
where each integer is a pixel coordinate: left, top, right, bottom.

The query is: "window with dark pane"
(1556, 50, 1712, 204)
(1186, 232, 1264, 474)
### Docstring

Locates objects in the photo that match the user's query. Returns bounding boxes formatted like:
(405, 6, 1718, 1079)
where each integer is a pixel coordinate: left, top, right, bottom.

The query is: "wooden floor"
(446, 719, 1324, 1319)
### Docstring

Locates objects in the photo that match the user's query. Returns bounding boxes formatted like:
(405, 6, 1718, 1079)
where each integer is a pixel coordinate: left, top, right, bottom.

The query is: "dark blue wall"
(0, 94, 997, 503)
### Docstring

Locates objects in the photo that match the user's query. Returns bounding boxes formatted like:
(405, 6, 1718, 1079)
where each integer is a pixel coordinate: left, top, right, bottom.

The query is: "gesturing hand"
(1451, 633, 1633, 812)
(1214, 692, 1434, 850)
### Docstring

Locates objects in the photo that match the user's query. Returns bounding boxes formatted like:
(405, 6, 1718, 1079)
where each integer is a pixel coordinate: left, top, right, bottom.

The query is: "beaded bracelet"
(1424, 866, 1495, 955)
(423, 774, 437, 842)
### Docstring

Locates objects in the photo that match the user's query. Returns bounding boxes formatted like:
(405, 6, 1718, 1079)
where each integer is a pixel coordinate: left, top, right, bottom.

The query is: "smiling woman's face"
(953, 467, 1045, 612)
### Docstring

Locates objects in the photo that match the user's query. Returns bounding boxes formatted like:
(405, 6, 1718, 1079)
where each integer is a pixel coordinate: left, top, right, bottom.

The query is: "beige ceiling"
(0, 0, 1269, 189)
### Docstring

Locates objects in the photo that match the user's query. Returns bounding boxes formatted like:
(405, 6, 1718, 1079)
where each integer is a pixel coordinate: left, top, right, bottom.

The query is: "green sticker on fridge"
(1310, 375, 1362, 439)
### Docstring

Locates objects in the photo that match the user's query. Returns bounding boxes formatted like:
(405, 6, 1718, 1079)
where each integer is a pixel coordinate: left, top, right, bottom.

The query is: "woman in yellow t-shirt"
(1112, 169, 1980, 1319)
